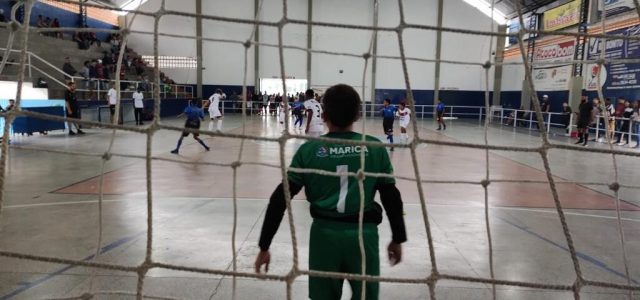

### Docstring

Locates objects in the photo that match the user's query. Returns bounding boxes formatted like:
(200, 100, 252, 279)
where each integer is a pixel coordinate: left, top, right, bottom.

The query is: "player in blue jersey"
(292, 97, 305, 130)
(436, 99, 446, 131)
(171, 99, 210, 154)
(381, 98, 397, 151)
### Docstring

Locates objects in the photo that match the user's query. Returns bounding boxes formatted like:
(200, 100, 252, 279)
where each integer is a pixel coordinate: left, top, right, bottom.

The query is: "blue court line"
(499, 217, 639, 285)
(0, 230, 146, 300)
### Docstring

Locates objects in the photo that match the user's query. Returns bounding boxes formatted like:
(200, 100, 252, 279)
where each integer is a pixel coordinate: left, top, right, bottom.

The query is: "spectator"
(633, 101, 640, 148)
(541, 95, 550, 113)
(616, 100, 633, 146)
(36, 15, 45, 28)
(43, 17, 51, 36)
(62, 57, 77, 82)
(614, 97, 626, 142)
(95, 59, 105, 90)
(51, 18, 61, 38)
(0, 9, 6, 22)
(74, 31, 90, 49)
(562, 102, 572, 136)
(85, 27, 101, 47)
(79, 60, 91, 89)
(604, 98, 616, 142)
(2, 99, 15, 112)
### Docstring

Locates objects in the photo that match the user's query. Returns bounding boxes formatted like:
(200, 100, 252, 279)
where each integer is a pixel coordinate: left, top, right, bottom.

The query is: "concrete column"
(568, 76, 583, 109)
(306, 0, 312, 88)
(195, 0, 203, 98)
(369, 0, 379, 116)
(521, 79, 532, 109)
(433, 0, 443, 118)
(492, 25, 506, 106)
(254, 0, 260, 93)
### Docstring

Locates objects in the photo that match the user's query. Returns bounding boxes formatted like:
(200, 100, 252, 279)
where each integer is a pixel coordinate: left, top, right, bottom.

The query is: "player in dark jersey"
(436, 99, 446, 130)
(171, 99, 210, 154)
(254, 84, 407, 300)
(381, 98, 397, 151)
(575, 96, 594, 146)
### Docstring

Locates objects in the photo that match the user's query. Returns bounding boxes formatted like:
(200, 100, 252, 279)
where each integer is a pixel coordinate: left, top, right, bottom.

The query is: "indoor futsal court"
(1, 117, 639, 299)
(1, 0, 640, 299)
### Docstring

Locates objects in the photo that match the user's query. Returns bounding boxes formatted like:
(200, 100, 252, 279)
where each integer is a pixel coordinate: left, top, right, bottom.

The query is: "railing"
(0, 47, 194, 99)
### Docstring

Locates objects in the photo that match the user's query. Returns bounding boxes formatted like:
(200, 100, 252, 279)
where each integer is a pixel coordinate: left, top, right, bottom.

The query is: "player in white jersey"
(208, 89, 226, 131)
(303, 89, 324, 136)
(397, 102, 411, 143)
(278, 101, 287, 125)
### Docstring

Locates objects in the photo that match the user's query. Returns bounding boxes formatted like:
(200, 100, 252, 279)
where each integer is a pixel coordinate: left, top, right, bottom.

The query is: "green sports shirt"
(288, 132, 395, 218)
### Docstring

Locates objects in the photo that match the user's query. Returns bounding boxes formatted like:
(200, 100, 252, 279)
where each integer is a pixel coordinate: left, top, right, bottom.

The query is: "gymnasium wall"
(126, 0, 499, 104)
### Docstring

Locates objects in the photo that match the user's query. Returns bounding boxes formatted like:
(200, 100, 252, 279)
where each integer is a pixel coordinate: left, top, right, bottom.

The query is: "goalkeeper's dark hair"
(322, 84, 361, 129)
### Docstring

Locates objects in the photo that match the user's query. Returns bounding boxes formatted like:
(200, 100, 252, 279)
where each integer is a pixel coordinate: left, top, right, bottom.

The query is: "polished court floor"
(0, 115, 639, 299)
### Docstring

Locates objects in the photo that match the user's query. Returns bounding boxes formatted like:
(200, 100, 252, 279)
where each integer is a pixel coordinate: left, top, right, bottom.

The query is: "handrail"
(0, 46, 194, 98)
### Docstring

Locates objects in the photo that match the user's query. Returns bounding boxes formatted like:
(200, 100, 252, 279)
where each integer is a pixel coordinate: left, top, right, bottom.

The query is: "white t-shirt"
(133, 92, 144, 108)
(398, 107, 411, 124)
(107, 88, 117, 105)
(304, 99, 324, 132)
(209, 93, 226, 112)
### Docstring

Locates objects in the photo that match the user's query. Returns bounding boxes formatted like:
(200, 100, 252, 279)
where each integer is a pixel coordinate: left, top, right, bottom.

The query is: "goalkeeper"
(254, 83, 407, 300)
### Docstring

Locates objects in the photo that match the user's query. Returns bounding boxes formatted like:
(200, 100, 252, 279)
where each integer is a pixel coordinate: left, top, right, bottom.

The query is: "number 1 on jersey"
(336, 165, 348, 213)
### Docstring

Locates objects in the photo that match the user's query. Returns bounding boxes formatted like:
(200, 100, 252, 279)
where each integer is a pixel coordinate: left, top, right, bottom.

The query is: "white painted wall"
(126, 0, 503, 95)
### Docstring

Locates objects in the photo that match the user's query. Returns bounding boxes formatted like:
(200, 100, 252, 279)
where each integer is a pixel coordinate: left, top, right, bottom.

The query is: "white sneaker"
(618, 142, 627, 146)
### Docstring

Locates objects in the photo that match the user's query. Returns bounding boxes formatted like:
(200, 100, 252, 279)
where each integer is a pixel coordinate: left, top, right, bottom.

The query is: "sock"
(583, 133, 589, 144)
(208, 121, 214, 131)
(175, 138, 183, 150)
(217, 119, 222, 131)
(403, 133, 408, 141)
(197, 138, 208, 149)
(389, 134, 394, 144)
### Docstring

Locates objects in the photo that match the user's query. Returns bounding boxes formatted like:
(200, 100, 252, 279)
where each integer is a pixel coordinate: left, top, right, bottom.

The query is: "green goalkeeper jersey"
(288, 132, 395, 218)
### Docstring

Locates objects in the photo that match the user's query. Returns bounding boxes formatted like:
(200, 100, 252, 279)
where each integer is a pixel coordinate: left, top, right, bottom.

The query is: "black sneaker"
(574, 140, 583, 144)
(69, 131, 76, 135)
(170, 149, 179, 154)
(77, 130, 85, 134)
(436, 127, 441, 131)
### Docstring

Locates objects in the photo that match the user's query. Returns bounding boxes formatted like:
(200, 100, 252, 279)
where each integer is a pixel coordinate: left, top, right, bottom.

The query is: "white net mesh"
(0, 0, 639, 299)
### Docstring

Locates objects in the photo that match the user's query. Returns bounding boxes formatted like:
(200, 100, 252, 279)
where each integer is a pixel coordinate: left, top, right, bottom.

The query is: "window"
(141, 56, 198, 69)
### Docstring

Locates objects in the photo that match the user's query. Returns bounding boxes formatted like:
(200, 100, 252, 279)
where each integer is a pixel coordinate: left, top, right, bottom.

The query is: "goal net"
(0, 0, 639, 299)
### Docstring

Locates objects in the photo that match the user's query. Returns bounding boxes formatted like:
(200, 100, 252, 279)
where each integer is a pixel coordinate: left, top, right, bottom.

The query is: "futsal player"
(436, 99, 446, 130)
(292, 97, 304, 130)
(254, 83, 407, 300)
(381, 98, 397, 151)
(171, 99, 210, 154)
(397, 101, 411, 143)
(304, 89, 324, 136)
(208, 89, 226, 131)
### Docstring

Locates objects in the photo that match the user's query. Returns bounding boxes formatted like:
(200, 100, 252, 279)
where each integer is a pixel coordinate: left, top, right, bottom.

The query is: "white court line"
(5, 197, 640, 223)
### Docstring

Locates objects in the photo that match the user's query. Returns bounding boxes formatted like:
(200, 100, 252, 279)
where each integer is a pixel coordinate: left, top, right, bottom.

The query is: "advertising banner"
(532, 40, 575, 91)
(543, 0, 581, 31)
(586, 24, 640, 91)
(507, 15, 538, 45)
(598, 0, 636, 17)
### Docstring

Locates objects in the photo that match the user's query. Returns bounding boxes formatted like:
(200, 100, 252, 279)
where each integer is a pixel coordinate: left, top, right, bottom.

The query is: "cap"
(543, 94, 549, 98)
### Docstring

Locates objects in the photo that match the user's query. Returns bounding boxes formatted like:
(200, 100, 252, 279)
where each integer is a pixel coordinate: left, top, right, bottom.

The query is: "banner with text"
(586, 25, 640, 91)
(543, 0, 581, 31)
(532, 40, 575, 91)
(598, 0, 636, 17)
